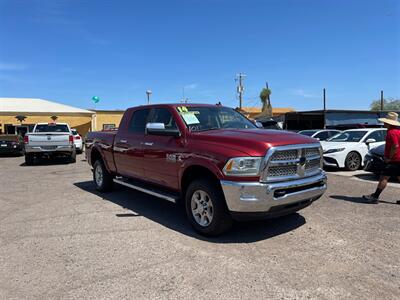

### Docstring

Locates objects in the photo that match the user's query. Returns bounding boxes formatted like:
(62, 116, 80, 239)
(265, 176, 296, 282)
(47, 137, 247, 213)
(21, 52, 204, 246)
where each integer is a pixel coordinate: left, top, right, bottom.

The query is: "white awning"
(0, 98, 94, 115)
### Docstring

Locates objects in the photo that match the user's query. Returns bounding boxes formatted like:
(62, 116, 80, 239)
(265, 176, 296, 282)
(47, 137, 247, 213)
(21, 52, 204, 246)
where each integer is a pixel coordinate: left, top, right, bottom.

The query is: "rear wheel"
(185, 179, 232, 236)
(69, 150, 76, 163)
(345, 151, 361, 171)
(25, 153, 34, 165)
(93, 160, 114, 192)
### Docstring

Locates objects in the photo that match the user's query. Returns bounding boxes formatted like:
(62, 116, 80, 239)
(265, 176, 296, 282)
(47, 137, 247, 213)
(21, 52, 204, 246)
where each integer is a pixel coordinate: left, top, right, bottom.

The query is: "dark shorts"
(381, 163, 400, 177)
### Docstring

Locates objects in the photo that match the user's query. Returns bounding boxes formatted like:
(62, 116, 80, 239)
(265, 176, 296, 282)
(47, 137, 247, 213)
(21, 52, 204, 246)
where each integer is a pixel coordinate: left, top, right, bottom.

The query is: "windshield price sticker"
(181, 112, 200, 125)
(177, 106, 189, 113)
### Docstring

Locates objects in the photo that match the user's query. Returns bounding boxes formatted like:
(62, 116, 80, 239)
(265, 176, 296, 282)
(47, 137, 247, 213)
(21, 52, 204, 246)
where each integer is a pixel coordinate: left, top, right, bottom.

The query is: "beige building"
(0, 98, 127, 136)
(0, 98, 94, 136)
(1, 98, 294, 136)
(240, 106, 295, 119)
(92, 110, 124, 131)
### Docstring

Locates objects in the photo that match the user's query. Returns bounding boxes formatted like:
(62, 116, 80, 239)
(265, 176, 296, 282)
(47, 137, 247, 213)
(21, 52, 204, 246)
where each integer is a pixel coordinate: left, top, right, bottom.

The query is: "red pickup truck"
(85, 103, 327, 235)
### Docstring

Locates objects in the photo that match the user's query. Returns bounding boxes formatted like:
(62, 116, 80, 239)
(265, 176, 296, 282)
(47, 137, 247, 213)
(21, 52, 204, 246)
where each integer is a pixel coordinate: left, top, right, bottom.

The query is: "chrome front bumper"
(25, 145, 74, 153)
(220, 172, 327, 213)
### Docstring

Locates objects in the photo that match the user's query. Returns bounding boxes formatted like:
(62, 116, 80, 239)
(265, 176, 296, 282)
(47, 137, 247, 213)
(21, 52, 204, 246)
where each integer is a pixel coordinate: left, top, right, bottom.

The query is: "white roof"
(344, 128, 386, 132)
(0, 98, 94, 114)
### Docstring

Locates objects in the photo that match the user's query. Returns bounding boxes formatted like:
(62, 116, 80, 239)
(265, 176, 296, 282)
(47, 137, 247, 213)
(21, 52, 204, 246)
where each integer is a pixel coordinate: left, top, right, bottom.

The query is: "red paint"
(86, 104, 317, 192)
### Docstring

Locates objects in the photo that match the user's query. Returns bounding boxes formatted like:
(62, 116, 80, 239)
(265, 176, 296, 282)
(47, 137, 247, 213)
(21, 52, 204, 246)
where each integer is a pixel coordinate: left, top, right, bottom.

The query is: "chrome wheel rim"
(191, 190, 214, 227)
(348, 153, 360, 170)
(94, 164, 103, 187)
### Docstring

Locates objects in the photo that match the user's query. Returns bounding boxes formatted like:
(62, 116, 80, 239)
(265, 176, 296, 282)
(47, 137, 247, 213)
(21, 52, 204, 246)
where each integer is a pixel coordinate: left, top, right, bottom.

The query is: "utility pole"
(323, 88, 327, 129)
(380, 90, 384, 111)
(236, 73, 246, 109)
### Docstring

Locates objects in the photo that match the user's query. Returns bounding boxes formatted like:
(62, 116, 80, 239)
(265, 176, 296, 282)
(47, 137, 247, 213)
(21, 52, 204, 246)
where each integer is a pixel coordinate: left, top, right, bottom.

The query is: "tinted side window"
(314, 131, 329, 140)
(150, 108, 177, 130)
(366, 130, 385, 142)
(128, 109, 150, 133)
(329, 131, 340, 137)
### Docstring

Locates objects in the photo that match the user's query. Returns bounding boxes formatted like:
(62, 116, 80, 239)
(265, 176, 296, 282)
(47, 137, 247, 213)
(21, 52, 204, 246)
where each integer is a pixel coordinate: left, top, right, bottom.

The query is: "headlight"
(323, 148, 345, 154)
(223, 157, 262, 176)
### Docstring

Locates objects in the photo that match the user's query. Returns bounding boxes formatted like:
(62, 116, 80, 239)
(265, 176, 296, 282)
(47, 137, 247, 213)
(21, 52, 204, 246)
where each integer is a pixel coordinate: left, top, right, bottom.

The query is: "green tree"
(370, 98, 400, 111)
(259, 88, 272, 117)
(15, 115, 27, 124)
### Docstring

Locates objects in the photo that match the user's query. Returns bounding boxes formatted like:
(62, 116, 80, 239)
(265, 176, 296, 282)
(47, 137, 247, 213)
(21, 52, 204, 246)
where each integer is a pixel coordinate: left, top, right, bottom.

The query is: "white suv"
(71, 129, 83, 154)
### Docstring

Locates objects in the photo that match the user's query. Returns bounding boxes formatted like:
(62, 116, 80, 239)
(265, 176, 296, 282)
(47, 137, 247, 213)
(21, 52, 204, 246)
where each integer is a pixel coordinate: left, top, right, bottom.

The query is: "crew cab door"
(142, 108, 183, 190)
(114, 108, 151, 179)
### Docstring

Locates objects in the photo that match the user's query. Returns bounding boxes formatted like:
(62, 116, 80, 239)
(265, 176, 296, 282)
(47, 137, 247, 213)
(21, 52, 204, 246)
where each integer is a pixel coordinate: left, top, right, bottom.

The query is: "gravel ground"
(0, 155, 399, 299)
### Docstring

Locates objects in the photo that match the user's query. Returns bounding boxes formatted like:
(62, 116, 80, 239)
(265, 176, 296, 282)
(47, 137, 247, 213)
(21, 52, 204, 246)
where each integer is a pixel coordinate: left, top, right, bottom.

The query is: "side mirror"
(366, 138, 376, 144)
(146, 123, 181, 137)
(255, 121, 263, 128)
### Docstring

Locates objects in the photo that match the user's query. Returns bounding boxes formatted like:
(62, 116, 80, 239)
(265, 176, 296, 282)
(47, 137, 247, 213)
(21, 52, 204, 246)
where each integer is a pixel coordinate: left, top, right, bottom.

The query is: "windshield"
(177, 106, 256, 132)
(71, 129, 78, 135)
(34, 124, 70, 133)
(299, 130, 318, 137)
(328, 131, 367, 142)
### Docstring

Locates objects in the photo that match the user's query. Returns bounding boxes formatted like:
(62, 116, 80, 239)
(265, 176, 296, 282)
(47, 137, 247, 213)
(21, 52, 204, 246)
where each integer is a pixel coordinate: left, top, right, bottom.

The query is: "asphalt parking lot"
(0, 155, 399, 299)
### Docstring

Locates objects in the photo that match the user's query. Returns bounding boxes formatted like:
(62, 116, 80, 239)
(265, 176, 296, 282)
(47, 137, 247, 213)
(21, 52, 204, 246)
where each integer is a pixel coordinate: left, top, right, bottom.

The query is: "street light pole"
(146, 90, 152, 104)
(323, 88, 327, 129)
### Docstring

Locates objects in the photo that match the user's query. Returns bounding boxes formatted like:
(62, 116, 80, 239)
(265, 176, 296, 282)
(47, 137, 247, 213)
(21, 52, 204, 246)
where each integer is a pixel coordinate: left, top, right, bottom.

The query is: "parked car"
(71, 129, 83, 154)
(0, 134, 25, 156)
(24, 123, 76, 165)
(85, 103, 327, 236)
(255, 117, 282, 130)
(364, 144, 385, 176)
(298, 129, 341, 141)
(326, 124, 384, 130)
(321, 128, 387, 171)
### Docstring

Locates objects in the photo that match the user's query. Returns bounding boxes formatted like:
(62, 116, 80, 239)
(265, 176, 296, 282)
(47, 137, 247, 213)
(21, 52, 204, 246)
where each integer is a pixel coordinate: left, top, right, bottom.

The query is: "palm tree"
(259, 88, 272, 117)
(15, 115, 27, 124)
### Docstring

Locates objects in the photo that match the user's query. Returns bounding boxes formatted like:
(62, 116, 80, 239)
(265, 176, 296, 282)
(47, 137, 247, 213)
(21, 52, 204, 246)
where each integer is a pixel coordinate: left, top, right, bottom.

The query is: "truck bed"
(85, 131, 117, 172)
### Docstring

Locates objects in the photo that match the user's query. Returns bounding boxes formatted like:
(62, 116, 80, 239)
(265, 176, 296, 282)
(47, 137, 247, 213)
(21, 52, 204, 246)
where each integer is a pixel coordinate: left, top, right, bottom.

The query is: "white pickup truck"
(24, 123, 76, 165)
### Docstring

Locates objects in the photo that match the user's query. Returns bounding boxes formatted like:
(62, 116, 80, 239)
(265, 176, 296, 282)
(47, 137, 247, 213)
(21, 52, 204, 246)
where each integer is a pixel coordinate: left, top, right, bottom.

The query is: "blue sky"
(0, 0, 399, 111)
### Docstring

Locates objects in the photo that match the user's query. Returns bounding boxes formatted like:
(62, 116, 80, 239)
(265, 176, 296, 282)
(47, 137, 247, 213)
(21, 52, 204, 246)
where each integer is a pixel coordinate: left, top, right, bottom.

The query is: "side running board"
(113, 178, 177, 203)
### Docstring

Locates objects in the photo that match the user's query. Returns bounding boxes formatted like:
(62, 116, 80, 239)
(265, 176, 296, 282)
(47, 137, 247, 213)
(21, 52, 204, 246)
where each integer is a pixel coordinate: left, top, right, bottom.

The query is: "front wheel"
(185, 179, 232, 236)
(93, 160, 114, 192)
(345, 151, 361, 171)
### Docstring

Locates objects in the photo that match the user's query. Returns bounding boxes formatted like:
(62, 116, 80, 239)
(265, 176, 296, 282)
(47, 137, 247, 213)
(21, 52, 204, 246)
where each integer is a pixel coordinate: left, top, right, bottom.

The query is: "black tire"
(25, 153, 34, 165)
(345, 151, 361, 171)
(93, 159, 114, 192)
(69, 150, 76, 163)
(185, 178, 232, 236)
(76, 149, 83, 155)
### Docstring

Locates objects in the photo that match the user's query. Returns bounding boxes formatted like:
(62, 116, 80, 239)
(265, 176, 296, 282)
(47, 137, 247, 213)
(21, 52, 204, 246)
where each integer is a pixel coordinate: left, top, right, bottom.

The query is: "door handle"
(144, 142, 154, 146)
(119, 139, 127, 143)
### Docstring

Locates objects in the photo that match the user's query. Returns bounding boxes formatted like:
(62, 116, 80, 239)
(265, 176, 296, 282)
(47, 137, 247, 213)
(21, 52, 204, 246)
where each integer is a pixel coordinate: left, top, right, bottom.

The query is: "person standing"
(363, 112, 400, 203)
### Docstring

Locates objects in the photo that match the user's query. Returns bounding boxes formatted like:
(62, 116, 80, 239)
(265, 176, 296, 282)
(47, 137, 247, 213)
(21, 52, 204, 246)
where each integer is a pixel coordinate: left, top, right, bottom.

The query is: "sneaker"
(362, 194, 379, 204)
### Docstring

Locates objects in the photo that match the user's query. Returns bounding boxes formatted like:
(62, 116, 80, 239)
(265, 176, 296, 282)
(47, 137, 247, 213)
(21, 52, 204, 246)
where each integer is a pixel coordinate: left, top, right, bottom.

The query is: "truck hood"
(192, 129, 318, 156)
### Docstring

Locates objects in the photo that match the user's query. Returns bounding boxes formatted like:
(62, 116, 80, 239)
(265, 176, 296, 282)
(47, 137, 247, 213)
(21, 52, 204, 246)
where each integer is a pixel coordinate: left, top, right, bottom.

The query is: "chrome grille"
(268, 165, 298, 177)
(262, 144, 322, 182)
(305, 148, 320, 158)
(306, 158, 321, 171)
(270, 149, 298, 161)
